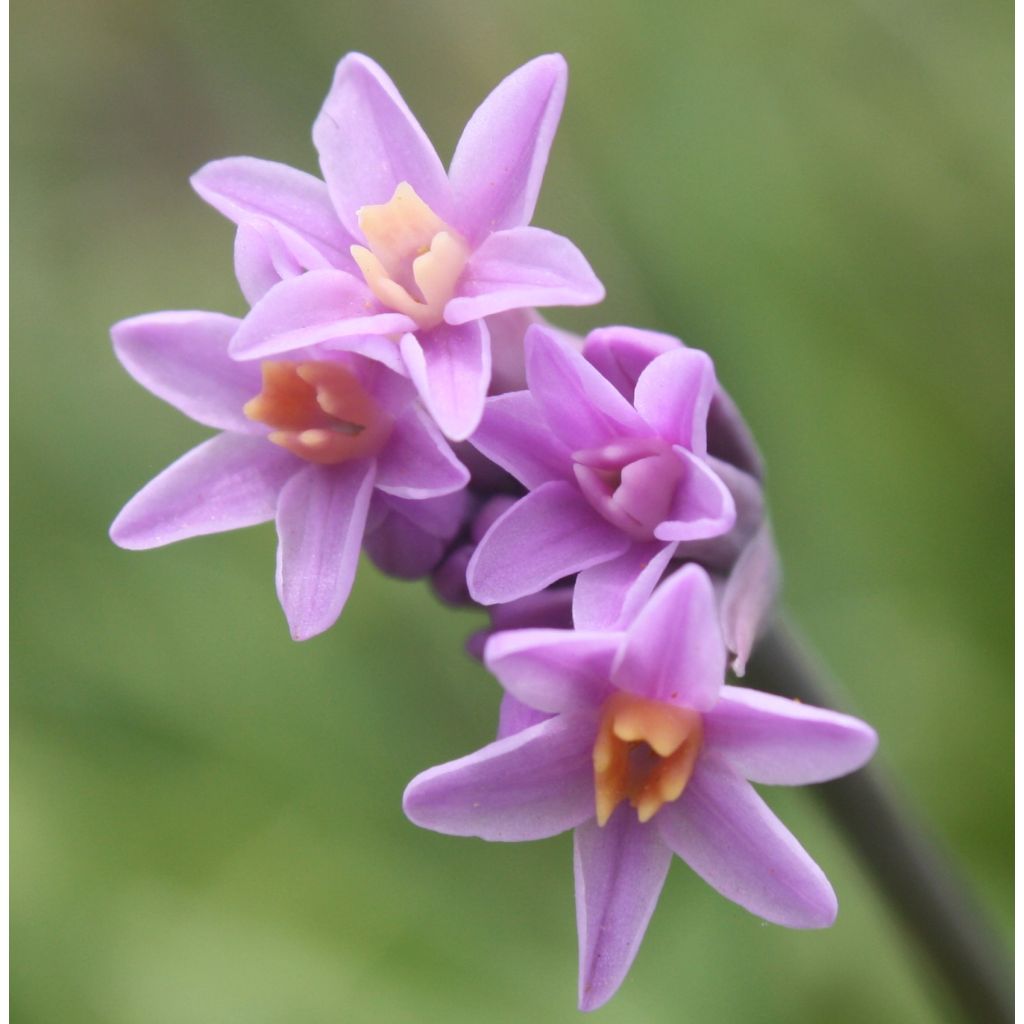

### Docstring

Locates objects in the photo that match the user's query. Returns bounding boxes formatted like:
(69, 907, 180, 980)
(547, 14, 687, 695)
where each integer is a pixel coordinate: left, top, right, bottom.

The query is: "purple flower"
(582, 325, 780, 671)
(191, 53, 604, 441)
(404, 564, 877, 1010)
(109, 311, 468, 639)
(466, 324, 737, 616)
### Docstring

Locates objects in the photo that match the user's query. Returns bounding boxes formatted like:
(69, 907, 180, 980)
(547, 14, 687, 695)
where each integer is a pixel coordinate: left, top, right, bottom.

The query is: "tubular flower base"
(404, 566, 876, 1010)
(106, 50, 904, 1016)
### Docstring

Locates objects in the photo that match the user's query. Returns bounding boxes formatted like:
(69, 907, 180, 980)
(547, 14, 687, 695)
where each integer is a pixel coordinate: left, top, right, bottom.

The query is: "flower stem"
(746, 615, 1012, 1024)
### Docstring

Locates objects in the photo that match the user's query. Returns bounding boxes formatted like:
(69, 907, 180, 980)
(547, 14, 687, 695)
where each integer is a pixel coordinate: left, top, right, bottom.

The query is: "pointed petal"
(230, 269, 415, 359)
(633, 347, 716, 454)
(611, 563, 724, 710)
(704, 686, 877, 785)
(233, 218, 334, 305)
(484, 629, 619, 713)
(583, 326, 680, 400)
(572, 540, 677, 631)
(653, 448, 736, 542)
(275, 460, 376, 640)
(449, 54, 567, 242)
(525, 325, 647, 450)
(486, 307, 545, 394)
(190, 156, 351, 261)
(658, 757, 838, 928)
(470, 391, 573, 489)
(111, 311, 262, 433)
(313, 53, 451, 237)
(467, 481, 631, 605)
(721, 522, 781, 675)
(403, 713, 597, 841)
(111, 434, 295, 549)
(444, 227, 604, 324)
(399, 320, 490, 442)
(575, 809, 672, 1012)
(374, 405, 469, 498)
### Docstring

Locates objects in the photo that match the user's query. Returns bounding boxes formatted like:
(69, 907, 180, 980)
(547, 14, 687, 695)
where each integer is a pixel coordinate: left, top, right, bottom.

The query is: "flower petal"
(363, 491, 465, 581)
(583, 325, 680, 400)
(275, 460, 376, 640)
(721, 522, 781, 675)
(190, 156, 351, 262)
(657, 756, 838, 928)
(496, 693, 552, 739)
(312, 53, 452, 238)
(611, 563, 724, 710)
(633, 347, 716, 454)
(449, 54, 567, 242)
(470, 391, 573, 489)
(704, 686, 877, 785)
(575, 808, 672, 1012)
(399, 320, 490, 442)
(230, 269, 415, 359)
(444, 227, 604, 324)
(467, 480, 631, 605)
(233, 218, 334, 305)
(525, 325, 647, 451)
(402, 713, 597, 841)
(572, 540, 677, 631)
(111, 311, 262, 433)
(110, 434, 295, 549)
(652, 448, 736, 542)
(374, 404, 469, 498)
(708, 386, 765, 480)
(484, 629, 619, 713)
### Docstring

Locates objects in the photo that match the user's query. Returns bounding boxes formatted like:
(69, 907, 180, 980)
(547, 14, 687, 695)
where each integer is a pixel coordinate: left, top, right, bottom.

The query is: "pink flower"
(109, 311, 468, 640)
(191, 53, 604, 441)
(404, 565, 877, 1010)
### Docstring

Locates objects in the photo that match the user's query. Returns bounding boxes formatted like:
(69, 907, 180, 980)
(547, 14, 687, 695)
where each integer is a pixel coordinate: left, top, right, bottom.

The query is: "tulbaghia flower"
(404, 565, 877, 1010)
(109, 311, 468, 639)
(582, 325, 780, 671)
(191, 53, 604, 441)
(467, 324, 737, 617)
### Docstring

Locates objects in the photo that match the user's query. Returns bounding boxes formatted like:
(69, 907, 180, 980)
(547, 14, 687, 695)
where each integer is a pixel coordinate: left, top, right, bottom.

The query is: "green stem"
(746, 615, 1012, 1024)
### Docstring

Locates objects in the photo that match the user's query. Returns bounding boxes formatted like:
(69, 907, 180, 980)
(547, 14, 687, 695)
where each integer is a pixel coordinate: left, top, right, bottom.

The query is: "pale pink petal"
(467, 481, 631, 605)
(611, 563, 724, 710)
(496, 694, 552, 739)
(230, 269, 415, 359)
(374, 404, 470, 498)
(190, 156, 351, 262)
(444, 227, 603, 324)
(583, 326, 680, 400)
(484, 629, 619, 713)
(399, 320, 490, 442)
(575, 808, 672, 1012)
(657, 756, 838, 928)
(469, 391, 573, 489)
(111, 311, 261, 433)
(633, 347, 716, 454)
(449, 54, 567, 242)
(233, 218, 334, 305)
(275, 460, 376, 640)
(704, 687, 877, 785)
(486, 307, 545, 394)
(312, 53, 452, 237)
(721, 522, 781, 675)
(402, 713, 598, 841)
(525, 326, 647, 451)
(572, 540, 677, 631)
(110, 434, 295, 549)
(652, 448, 736, 542)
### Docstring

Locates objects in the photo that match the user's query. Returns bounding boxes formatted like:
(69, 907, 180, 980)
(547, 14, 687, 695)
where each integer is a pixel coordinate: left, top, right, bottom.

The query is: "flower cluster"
(110, 53, 876, 1011)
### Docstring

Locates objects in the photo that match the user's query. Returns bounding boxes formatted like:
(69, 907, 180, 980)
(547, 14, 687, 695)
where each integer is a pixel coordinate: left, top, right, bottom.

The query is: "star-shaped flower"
(404, 564, 877, 1010)
(191, 53, 604, 441)
(109, 311, 468, 639)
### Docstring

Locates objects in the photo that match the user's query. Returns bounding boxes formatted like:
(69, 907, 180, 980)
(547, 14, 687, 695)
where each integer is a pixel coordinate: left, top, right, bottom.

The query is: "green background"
(12, 1, 1012, 1021)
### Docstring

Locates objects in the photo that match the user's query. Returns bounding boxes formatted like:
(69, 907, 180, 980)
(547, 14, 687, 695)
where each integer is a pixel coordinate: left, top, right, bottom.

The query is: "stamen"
(593, 692, 703, 826)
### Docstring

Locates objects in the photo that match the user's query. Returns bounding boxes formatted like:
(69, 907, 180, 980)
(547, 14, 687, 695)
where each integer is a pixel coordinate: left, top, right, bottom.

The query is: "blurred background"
(11, 0, 1012, 1021)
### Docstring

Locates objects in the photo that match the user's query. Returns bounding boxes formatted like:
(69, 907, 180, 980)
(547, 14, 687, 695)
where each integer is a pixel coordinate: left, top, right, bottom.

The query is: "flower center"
(572, 437, 683, 540)
(593, 692, 703, 826)
(351, 182, 470, 331)
(244, 360, 393, 464)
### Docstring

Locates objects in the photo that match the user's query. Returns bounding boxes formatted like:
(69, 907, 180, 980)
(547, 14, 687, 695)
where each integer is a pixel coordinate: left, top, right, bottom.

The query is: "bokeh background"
(11, 1, 1012, 1021)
